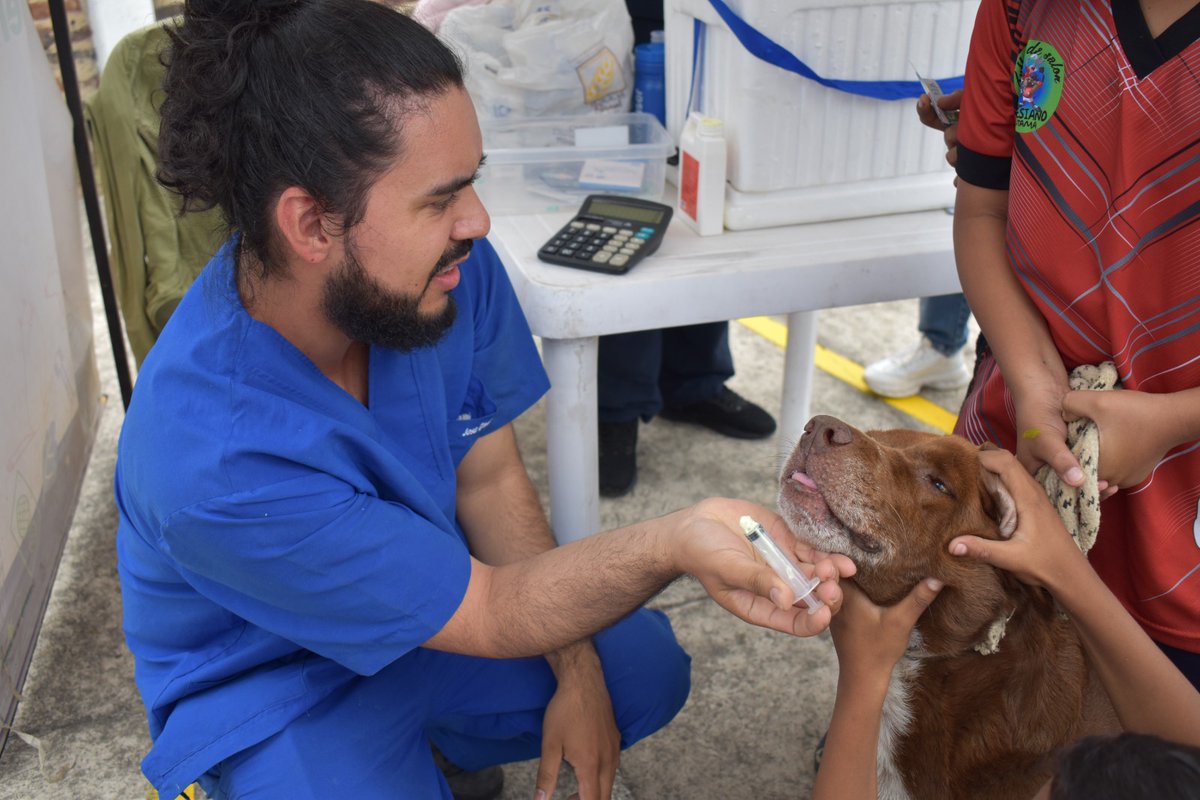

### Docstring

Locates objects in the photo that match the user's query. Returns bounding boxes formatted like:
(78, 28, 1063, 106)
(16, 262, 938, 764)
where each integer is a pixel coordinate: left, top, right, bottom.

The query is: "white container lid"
(479, 112, 674, 166)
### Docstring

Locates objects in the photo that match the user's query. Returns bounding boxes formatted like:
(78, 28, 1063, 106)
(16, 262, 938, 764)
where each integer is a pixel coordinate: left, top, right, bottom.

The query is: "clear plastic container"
(477, 112, 674, 216)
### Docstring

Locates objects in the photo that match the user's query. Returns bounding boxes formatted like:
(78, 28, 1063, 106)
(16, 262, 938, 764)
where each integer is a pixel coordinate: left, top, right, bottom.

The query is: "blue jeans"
(919, 293, 972, 356)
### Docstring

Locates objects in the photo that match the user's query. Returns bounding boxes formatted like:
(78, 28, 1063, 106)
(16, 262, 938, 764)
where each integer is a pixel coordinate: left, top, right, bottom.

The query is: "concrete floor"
(0, 252, 974, 799)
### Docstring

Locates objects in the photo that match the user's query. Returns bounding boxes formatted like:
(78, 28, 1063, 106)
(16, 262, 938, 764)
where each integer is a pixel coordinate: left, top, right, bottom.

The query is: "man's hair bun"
(156, 0, 464, 274)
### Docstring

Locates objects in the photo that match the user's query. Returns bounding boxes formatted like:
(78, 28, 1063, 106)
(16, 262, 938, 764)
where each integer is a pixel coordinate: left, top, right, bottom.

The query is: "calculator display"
(586, 199, 666, 224)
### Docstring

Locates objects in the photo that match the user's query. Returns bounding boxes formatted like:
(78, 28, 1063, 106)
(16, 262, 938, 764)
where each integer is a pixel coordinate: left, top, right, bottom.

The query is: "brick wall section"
(26, 0, 99, 100)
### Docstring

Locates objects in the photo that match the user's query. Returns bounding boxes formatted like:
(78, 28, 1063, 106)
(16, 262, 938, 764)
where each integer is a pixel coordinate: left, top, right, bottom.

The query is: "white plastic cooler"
(664, 0, 980, 229)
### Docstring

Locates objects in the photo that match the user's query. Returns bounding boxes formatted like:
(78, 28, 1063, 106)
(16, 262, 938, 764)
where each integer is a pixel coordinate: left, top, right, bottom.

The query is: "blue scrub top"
(114, 236, 550, 795)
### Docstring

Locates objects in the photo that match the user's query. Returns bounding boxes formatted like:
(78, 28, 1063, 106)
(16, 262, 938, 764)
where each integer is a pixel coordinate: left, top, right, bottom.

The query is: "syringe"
(738, 516, 824, 613)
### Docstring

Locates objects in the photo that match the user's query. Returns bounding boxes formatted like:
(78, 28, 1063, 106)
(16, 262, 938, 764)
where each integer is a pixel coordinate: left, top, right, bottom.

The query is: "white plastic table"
(488, 208, 960, 543)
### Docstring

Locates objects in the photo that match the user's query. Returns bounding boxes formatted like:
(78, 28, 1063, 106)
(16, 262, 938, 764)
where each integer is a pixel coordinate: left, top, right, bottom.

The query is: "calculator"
(536, 195, 673, 275)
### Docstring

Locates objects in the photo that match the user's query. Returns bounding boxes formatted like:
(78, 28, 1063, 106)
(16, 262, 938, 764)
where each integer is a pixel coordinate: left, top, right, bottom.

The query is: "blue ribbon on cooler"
(703, 0, 964, 101)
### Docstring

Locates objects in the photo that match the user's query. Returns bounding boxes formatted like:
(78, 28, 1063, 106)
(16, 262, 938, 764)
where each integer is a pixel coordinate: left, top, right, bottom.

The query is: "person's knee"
(594, 608, 692, 746)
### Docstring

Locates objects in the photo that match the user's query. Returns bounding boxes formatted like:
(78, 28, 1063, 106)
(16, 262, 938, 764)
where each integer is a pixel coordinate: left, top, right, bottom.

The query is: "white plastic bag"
(439, 0, 635, 119)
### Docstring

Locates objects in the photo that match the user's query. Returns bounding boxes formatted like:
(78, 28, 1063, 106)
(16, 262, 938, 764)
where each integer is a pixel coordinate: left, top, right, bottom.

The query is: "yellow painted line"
(738, 316, 959, 435)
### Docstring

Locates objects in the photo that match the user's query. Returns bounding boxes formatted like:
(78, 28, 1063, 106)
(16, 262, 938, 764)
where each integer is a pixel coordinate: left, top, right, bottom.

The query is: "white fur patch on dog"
(876, 633, 923, 800)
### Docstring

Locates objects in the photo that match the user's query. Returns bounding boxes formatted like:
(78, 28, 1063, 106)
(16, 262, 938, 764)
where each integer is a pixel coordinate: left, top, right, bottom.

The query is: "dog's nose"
(807, 415, 854, 450)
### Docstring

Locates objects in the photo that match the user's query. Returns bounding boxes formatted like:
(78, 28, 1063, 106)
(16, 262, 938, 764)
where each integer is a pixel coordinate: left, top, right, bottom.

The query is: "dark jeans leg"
(598, 330, 666, 423)
(918, 293, 972, 356)
(658, 322, 734, 408)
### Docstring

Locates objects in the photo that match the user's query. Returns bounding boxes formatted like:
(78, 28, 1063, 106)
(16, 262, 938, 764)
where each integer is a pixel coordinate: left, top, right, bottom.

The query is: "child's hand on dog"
(949, 448, 1090, 592)
(831, 579, 944, 681)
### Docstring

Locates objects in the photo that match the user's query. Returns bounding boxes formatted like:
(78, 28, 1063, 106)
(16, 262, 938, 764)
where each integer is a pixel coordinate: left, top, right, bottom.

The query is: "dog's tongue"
(792, 471, 818, 490)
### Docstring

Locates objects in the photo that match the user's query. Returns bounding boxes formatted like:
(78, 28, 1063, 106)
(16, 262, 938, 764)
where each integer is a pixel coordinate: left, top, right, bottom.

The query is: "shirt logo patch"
(1013, 40, 1065, 133)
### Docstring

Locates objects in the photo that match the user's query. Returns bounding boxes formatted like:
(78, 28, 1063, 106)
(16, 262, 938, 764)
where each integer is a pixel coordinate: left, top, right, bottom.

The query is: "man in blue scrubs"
(114, 3, 852, 799)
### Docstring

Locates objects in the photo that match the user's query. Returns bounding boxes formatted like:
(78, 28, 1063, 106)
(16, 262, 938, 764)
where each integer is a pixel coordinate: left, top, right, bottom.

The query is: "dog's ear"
(977, 446, 1018, 538)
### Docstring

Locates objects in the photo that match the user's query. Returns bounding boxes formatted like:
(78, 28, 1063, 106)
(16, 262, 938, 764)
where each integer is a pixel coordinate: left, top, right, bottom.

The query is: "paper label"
(575, 46, 627, 110)
(574, 125, 630, 148)
(578, 159, 645, 191)
(679, 151, 699, 220)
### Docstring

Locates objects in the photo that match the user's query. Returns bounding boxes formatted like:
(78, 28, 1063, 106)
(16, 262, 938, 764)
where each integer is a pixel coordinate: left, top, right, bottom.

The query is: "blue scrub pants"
(598, 322, 734, 424)
(207, 609, 690, 799)
(918, 293, 972, 356)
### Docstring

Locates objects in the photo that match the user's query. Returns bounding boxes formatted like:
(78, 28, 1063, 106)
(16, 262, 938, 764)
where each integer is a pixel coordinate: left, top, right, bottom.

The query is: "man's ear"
(274, 186, 334, 264)
(978, 445, 1018, 538)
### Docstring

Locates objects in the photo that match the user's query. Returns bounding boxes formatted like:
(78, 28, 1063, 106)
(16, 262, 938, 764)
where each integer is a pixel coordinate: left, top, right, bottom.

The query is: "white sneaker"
(863, 337, 971, 398)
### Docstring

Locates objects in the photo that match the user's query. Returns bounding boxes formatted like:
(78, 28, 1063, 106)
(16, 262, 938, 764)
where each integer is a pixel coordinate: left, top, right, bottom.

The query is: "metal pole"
(48, 0, 135, 410)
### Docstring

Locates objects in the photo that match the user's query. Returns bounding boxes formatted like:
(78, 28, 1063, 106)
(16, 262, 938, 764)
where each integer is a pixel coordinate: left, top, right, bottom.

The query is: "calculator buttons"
(536, 195, 672, 273)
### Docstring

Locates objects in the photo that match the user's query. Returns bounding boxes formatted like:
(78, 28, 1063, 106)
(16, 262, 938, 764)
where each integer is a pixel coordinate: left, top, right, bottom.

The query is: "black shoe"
(659, 386, 777, 440)
(599, 419, 639, 497)
(432, 746, 504, 800)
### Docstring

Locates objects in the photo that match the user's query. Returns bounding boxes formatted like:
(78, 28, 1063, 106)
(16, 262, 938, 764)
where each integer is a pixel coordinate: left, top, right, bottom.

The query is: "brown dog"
(779, 415, 1115, 800)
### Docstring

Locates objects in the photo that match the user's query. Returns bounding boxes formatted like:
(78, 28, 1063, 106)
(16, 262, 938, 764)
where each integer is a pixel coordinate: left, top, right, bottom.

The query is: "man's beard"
(321, 239, 471, 351)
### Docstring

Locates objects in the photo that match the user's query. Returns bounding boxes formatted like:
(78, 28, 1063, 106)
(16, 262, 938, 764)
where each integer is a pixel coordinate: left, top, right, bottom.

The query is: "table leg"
(541, 336, 601, 544)
(779, 311, 818, 462)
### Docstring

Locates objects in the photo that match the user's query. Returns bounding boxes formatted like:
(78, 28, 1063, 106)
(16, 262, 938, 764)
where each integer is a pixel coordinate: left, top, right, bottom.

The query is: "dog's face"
(779, 415, 1020, 655)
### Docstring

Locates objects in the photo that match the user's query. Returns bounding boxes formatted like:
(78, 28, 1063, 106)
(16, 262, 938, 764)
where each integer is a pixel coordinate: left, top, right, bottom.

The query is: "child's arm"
(950, 449, 1200, 746)
(954, 181, 1084, 490)
(813, 579, 944, 800)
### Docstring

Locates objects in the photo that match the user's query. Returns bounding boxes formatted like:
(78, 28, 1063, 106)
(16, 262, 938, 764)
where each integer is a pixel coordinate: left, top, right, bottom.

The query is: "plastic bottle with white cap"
(677, 112, 727, 236)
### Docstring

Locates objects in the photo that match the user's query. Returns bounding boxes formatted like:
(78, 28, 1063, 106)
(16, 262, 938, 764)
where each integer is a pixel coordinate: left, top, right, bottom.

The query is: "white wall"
(0, 2, 101, 735)
(88, 0, 154, 71)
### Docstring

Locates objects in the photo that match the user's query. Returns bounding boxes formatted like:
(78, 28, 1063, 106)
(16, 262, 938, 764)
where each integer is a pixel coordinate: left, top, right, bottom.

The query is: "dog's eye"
(927, 475, 952, 495)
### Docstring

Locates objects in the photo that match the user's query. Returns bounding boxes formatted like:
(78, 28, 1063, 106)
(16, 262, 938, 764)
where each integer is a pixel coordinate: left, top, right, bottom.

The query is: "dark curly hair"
(157, 0, 464, 277)
(1051, 733, 1200, 800)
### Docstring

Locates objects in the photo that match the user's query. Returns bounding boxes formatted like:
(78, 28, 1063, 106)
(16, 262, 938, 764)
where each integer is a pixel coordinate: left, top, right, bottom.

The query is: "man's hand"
(673, 499, 856, 638)
(536, 642, 620, 800)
